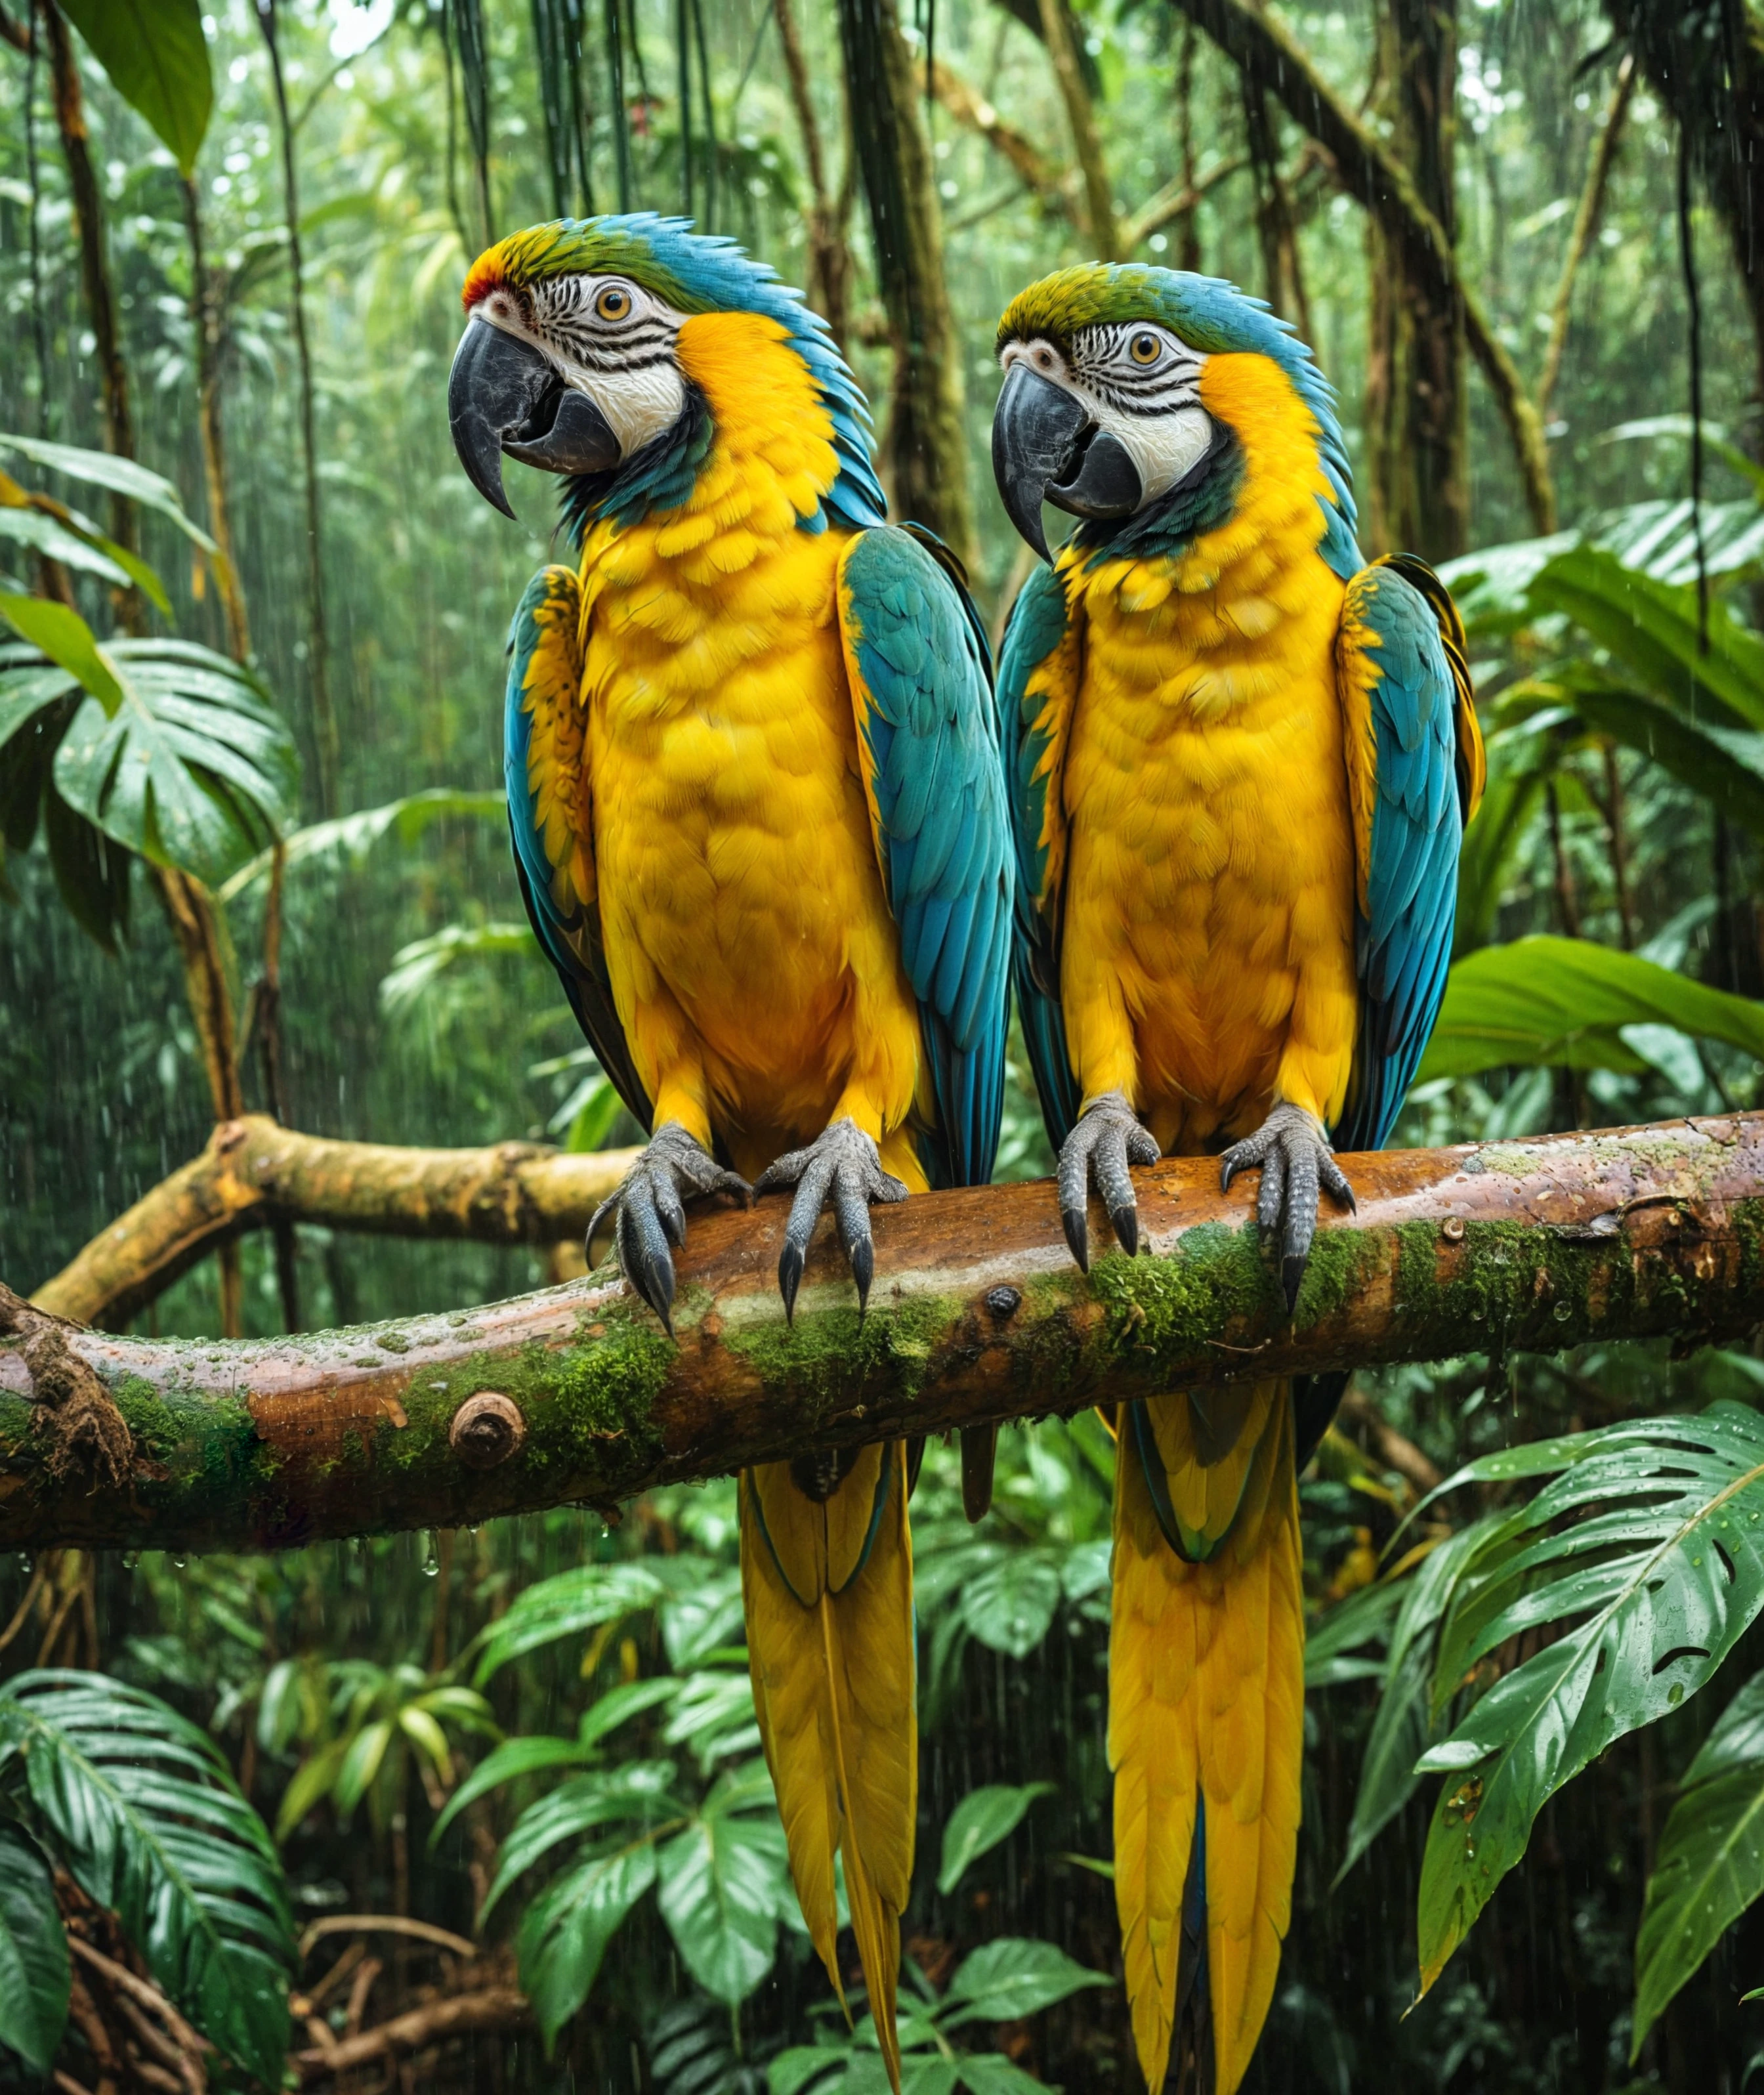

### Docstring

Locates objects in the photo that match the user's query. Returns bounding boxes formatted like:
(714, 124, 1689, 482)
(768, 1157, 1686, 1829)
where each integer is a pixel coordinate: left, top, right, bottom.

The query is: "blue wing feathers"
(841, 528, 1012, 1189)
(1335, 562, 1469, 1156)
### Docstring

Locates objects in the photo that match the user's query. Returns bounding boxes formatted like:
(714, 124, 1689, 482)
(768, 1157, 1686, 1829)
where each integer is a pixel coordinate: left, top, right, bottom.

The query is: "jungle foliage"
(5, 0, 1764, 2089)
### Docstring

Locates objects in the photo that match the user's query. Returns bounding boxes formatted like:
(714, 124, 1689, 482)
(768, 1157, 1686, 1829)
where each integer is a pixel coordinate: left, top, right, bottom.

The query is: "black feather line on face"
(556, 381, 713, 549)
(1071, 420, 1244, 564)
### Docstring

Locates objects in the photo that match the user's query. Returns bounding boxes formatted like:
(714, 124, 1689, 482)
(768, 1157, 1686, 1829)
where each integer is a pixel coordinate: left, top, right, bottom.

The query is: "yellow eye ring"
(596, 284, 632, 321)
(1129, 331, 1162, 366)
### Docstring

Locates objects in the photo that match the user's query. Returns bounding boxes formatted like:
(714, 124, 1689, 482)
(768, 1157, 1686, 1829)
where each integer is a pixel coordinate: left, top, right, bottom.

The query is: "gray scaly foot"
(1057, 1091, 1161, 1272)
(753, 1118, 909, 1322)
(1219, 1101, 1356, 1312)
(587, 1122, 751, 1336)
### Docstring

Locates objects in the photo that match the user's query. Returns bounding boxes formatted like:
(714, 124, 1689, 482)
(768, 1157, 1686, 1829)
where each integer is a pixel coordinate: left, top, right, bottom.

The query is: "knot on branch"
(449, 1391, 525, 1469)
(0, 1283, 133, 1489)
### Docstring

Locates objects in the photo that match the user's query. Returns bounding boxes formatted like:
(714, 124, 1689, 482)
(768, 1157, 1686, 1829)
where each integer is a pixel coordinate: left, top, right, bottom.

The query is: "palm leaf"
(0, 1671, 294, 2081)
(0, 1821, 70, 2075)
(1410, 1405, 1764, 1995)
(1632, 1668, 1764, 2052)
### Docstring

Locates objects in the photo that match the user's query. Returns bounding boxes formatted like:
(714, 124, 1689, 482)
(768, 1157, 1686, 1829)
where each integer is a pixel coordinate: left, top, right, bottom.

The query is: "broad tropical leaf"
(0, 600, 124, 713)
(940, 1936, 1112, 2023)
(0, 497, 169, 610)
(0, 1822, 69, 2075)
(470, 1563, 667, 1684)
(937, 1783, 1055, 1895)
(1410, 1406, 1764, 1994)
(519, 1839, 659, 2049)
(1632, 1668, 1764, 2052)
(1303, 1577, 1405, 1691)
(480, 1761, 681, 1919)
(656, 1766, 793, 2004)
(57, 0, 213, 175)
(0, 1671, 294, 2081)
(1535, 670, 1764, 839)
(0, 436, 218, 551)
(1417, 935, 1764, 1082)
(379, 920, 539, 1012)
(429, 1735, 597, 1846)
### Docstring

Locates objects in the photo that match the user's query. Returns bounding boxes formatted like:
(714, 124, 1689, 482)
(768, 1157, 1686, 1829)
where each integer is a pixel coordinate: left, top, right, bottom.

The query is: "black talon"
(1219, 1103, 1354, 1315)
(1055, 1091, 1158, 1272)
(755, 1119, 908, 1320)
(589, 1122, 751, 1336)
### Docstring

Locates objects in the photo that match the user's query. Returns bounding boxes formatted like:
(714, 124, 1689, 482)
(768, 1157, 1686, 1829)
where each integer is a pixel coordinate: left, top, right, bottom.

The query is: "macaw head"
(991, 263, 1356, 574)
(450, 214, 883, 535)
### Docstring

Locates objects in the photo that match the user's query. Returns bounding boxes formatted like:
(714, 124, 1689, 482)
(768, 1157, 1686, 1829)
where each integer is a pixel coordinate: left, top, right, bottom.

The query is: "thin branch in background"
(24, 0, 51, 433)
(181, 176, 251, 662)
(259, 0, 340, 818)
(604, 0, 631, 211)
(1547, 777, 1581, 940)
(42, 0, 142, 611)
(776, 0, 853, 348)
(1038, 0, 1118, 258)
(675, 0, 692, 219)
(1537, 51, 1635, 421)
(452, 0, 495, 242)
(689, 0, 716, 232)
(1242, 81, 1312, 346)
(1598, 742, 1636, 950)
(1678, 121, 1709, 652)
(1174, 12, 1202, 270)
(440, 0, 468, 247)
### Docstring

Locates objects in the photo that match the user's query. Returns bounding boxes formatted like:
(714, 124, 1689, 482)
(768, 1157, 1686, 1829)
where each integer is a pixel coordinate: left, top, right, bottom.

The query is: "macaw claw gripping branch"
(2, 1113, 1760, 1556)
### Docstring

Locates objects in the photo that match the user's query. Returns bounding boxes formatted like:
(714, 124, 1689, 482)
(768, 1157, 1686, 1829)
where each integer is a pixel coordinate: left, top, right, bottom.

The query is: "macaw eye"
(596, 284, 633, 321)
(1129, 331, 1162, 366)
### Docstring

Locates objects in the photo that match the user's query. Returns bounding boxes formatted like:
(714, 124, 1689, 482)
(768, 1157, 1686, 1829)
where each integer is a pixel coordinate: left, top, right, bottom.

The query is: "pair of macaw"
(448, 216, 1482, 2095)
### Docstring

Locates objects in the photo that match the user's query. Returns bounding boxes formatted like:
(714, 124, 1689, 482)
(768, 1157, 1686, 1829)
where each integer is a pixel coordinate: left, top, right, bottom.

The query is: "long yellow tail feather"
(1110, 1384, 1304, 2095)
(741, 1444, 915, 2093)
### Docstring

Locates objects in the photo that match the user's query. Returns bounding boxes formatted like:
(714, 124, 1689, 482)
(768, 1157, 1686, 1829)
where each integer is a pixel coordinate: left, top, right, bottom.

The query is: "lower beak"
(448, 315, 623, 518)
(991, 364, 1090, 562)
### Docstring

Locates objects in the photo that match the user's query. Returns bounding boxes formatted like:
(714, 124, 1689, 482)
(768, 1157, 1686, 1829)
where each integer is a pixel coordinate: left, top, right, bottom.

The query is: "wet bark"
(6, 1114, 1760, 1554)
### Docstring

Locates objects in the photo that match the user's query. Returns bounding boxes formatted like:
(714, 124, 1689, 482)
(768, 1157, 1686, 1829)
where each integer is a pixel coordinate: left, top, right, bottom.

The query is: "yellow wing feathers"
(742, 1450, 916, 2093)
(1111, 1389, 1305, 2095)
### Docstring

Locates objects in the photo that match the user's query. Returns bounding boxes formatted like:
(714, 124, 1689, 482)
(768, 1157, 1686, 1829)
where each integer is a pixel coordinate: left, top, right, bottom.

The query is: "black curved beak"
(448, 315, 623, 518)
(992, 364, 1089, 562)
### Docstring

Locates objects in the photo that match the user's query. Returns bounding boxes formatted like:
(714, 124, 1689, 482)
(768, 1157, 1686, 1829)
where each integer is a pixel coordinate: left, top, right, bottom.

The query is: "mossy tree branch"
(5, 1115, 1761, 1554)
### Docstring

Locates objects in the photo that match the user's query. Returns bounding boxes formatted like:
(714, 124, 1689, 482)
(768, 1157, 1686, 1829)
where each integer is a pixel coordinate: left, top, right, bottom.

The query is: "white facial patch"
(474, 272, 691, 463)
(1001, 326, 1214, 510)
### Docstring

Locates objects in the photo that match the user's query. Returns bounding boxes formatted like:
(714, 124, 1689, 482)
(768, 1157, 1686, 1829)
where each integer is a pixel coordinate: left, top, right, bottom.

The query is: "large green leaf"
(0, 601, 125, 714)
(939, 1937, 1112, 2023)
(51, 639, 297, 882)
(1528, 544, 1764, 732)
(1417, 935, 1764, 1082)
(470, 1563, 667, 1685)
(959, 1557, 1064, 1659)
(1544, 671, 1764, 837)
(518, 1838, 658, 2050)
(481, 1761, 681, 1920)
(656, 1769, 793, 2004)
(58, 0, 213, 175)
(429, 1734, 597, 1846)
(1633, 1669, 1764, 2052)
(937, 1783, 1055, 1895)
(0, 1822, 70, 2075)
(0, 1671, 294, 2081)
(1410, 1405, 1764, 1995)
(0, 436, 217, 551)
(379, 920, 539, 1012)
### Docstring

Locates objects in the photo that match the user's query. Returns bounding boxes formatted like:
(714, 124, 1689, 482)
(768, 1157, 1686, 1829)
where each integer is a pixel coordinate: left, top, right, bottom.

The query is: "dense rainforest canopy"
(5, 0, 1764, 2090)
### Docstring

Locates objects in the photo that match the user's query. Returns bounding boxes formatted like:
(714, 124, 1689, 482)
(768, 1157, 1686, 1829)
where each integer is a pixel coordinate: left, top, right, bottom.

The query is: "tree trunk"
(1169, 0, 1556, 535)
(6, 1113, 1760, 1554)
(837, 0, 973, 563)
(1364, 0, 1467, 561)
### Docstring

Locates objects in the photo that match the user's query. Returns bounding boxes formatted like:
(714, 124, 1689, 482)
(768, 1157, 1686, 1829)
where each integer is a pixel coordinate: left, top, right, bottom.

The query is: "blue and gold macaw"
(989, 266, 1483, 2094)
(448, 217, 1012, 2084)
